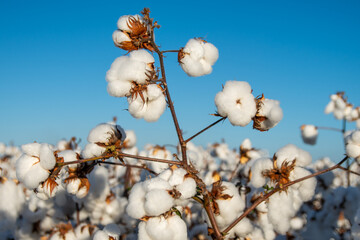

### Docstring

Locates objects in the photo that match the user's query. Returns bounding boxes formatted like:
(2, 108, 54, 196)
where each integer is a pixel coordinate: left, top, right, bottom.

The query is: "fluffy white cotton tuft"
(301, 124, 318, 145)
(215, 81, 256, 126)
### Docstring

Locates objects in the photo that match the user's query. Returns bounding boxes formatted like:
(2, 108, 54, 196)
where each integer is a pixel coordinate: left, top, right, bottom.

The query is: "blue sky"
(1, 0, 359, 162)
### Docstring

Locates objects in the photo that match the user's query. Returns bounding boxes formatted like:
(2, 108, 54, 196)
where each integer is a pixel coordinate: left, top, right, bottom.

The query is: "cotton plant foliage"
(4, 7, 360, 240)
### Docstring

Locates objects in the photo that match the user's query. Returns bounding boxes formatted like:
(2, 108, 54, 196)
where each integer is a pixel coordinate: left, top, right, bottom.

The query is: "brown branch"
(222, 156, 349, 235)
(101, 161, 158, 175)
(149, 26, 188, 167)
(338, 165, 360, 177)
(317, 126, 343, 132)
(117, 152, 181, 165)
(185, 117, 227, 143)
(162, 50, 180, 53)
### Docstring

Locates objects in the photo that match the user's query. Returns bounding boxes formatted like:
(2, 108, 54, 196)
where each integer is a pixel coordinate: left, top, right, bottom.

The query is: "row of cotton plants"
(2, 7, 360, 240)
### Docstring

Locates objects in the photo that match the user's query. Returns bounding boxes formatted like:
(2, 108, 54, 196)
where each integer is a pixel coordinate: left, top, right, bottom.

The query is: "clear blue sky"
(1, 0, 359, 162)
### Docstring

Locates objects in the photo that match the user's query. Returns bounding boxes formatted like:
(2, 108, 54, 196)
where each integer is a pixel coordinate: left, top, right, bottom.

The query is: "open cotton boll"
(254, 98, 283, 131)
(215, 81, 256, 126)
(301, 125, 318, 145)
(268, 192, 295, 234)
(168, 168, 187, 186)
(23, 162, 50, 189)
(183, 38, 205, 61)
(105, 56, 129, 82)
(144, 189, 174, 216)
(144, 177, 172, 192)
(241, 138, 252, 150)
(250, 157, 273, 188)
(57, 150, 78, 170)
(145, 215, 188, 240)
(112, 30, 131, 45)
(124, 130, 137, 148)
(179, 55, 205, 77)
(203, 42, 219, 65)
(16, 154, 40, 183)
(324, 100, 335, 114)
(39, 143, 56, 170)
(88, 123, 126, 144)
(176, 177, 197, 199)
(103, 223, 121, 240)
(129, 49, 155, 65)
(346, 130, 360, 159)
(107, 80, 133, 98)
(227, 217, 253, 239)
(126, 182, 147, 219)
(81, 143, 106, 159)
(117, 14, 142, 32)
(21, 142, 41, 157)
(290, 167, 316, 201)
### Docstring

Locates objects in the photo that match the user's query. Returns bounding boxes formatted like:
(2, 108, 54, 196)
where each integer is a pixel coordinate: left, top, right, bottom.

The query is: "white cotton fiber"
(39, 143, 56, 170)
(176, 177, 197, 199)
(203, 42, 219, 65)
(144, 189, 174, 216)
(107, 80, 133, 98)
(81, 143, 105, 159)
(23, 162, 49, 189)
(21, 142, 41, 157)
(16, 155, 39, 183)
(129, 49, 155, 64)
(250, 157, 273, 188)
(58, 150, 78, 170)
(126, 182, 147, 219)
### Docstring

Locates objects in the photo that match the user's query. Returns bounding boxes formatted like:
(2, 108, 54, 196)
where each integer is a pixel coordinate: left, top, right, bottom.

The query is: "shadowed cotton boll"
(301, 125, 318, 145)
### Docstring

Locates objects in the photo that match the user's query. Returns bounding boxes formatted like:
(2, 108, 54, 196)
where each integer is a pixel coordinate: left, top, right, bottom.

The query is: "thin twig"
(101, 161, 158, 175)
(338, 165, 360, 177)
(317, 126, 343, 132)
(162, 50, 180, 53)
(185, 117, 227, 143)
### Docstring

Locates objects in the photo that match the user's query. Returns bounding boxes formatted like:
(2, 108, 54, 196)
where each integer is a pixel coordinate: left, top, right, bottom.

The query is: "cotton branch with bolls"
(3, 7, 360, 240)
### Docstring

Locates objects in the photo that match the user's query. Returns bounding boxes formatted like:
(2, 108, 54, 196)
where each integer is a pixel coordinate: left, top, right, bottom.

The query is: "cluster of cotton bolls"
(215, 81, 283, 130)
(249, 144, 317, 235)
(178, 38, 219, 77)
(106, 49, 166, 122)
(126, 167, 197, 240)
(325, 92, 360, 127)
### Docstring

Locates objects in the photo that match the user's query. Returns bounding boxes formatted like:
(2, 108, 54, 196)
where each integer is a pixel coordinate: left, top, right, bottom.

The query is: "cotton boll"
(129, 49, 155, 65)
(144, 177, 172, 192)
(290, 167, 316, 201)
(23, 162, 50, 189)
(199, 59, 213, 75)
(203, 42, 219, 65)
(124, 130, 137, 148)
(301, 125, 318, 145)
(103, 223, 121, 240)
(250, 157, 273, 188)
(93, 230, 111, 240)
(138, 221, 152, 240)
(16, 154, 39, 183)
(346, 130, 360, 159)
(166, 214, 188, 240)
(105, 56, 129, 82)
(126, 182, 147, 219)
(180, 55, 206, 77)
(58, 150, 78, 170)
(112, 30, 131, 45)
(241, 138, 252, 150)
(144, 189, 174, 216)
(183, 38, 205, 61)
(267, 192, 295, 234)
(227, 217, 253, 239)
(107, 80, 133, 98)
(254, 98, 283, 131)
(128, 95, 147, 119)
(168, 168, 187, 186)
(21, 142, 41, 157)
(324, 100, 335, 114)
(81, 143, 105, 159)
(117, 14, 142, 32)
(290, 217, 305, 230)
(215, 81, 256, 126)
(88, 123, 126, 144)
(176, 177, 197, 199)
